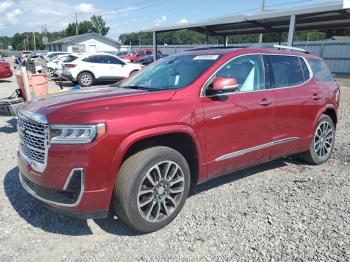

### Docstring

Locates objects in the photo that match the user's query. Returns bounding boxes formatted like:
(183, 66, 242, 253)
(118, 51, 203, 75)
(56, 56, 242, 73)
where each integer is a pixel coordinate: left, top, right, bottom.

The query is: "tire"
(298, 114, 335, 165)
(78, 72, 94, 87)
(113, 146, 190, 233)
(47, 68, 54, 78)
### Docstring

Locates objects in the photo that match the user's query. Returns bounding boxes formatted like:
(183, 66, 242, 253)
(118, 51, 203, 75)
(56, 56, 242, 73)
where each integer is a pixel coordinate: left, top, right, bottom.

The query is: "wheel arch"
(78, 70, 95, 80)
(311, 105, 338, 136)
(109, 125, 206, 186)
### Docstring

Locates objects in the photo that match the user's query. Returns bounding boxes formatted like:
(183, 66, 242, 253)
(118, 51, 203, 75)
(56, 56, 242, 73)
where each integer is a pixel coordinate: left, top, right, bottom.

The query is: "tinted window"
(307, 59, 333, 82)
(215, 54, 265, 91)
(105, 55, 124, 64)
(63, 55, 78, 63)
(299, 57, 310, 81)
(84, 55, 106, 63)
(269, 55, 304, 88)
(146, 50, 152, 55)
(138, 51, 145, 56)
(121, 55, 220, 90)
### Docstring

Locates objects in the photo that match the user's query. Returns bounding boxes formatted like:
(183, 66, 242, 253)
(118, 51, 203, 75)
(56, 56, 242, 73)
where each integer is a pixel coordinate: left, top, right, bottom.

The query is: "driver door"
(202, 54, 274, 178)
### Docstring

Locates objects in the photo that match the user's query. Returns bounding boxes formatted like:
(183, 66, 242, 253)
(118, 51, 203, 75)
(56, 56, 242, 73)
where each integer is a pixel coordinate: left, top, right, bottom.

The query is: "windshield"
(120, 54, 220, 90)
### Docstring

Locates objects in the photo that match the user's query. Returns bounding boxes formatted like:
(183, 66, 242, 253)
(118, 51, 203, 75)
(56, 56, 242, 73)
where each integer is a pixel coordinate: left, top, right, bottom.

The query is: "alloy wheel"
(81, 74, 92, 86)
(314, 120, 333, 158)
(137, 161, 185, 223)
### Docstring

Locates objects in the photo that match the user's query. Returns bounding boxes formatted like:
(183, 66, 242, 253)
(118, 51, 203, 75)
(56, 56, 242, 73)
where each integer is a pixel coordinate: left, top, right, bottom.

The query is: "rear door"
(266, 54, 323, 159)
(202, 54, 274, 178)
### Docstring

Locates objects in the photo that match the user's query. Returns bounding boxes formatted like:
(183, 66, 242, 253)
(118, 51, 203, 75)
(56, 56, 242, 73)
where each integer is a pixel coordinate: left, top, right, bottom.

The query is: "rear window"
(307, 59, 333, 82)
(268, 55, 304, 88)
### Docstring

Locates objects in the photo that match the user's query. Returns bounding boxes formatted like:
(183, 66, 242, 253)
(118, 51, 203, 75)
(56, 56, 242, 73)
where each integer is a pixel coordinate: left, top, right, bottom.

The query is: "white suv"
(61, 53, 143, 87)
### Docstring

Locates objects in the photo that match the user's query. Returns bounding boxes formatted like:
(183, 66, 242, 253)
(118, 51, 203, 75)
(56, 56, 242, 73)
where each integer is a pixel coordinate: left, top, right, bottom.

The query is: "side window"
(138, 51, 145, 57)
(299, 57, 310, 81)
(214, 54, 265, 92)
(105, 55, 124, 64)
(307, 59, 333, 82)
(84, 55, 103, 63)
(268, 55, 304, 88)
(146, 50, 152, 55)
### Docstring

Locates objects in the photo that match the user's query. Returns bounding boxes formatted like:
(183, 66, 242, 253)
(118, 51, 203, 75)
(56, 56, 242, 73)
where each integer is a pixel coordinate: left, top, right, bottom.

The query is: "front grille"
(18, 113, 48, 171)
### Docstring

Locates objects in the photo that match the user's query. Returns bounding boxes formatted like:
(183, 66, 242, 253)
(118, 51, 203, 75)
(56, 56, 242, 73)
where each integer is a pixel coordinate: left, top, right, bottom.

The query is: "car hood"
(23, 86, 176, 123)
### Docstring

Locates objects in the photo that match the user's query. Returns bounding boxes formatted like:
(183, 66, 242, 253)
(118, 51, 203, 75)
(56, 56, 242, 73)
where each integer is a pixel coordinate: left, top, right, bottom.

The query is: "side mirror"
(207, 77, 239, 96)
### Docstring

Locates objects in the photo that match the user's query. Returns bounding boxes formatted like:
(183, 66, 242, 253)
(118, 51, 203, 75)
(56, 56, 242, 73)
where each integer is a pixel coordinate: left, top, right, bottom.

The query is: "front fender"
(107, 124, 206, 183)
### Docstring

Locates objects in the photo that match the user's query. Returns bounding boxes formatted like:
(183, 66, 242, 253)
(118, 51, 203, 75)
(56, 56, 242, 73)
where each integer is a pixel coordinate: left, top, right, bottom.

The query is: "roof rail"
(187, 46, 247, 51)
(273, 44, 309, 53)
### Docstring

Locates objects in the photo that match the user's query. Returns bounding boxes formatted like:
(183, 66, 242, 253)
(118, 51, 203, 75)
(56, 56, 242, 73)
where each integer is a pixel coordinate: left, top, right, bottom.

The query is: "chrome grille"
(18, 112, 48, 172)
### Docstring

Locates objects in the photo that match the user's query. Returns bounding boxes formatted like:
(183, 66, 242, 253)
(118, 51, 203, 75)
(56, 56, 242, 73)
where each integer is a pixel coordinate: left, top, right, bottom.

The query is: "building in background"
(47, 33, 120, 53)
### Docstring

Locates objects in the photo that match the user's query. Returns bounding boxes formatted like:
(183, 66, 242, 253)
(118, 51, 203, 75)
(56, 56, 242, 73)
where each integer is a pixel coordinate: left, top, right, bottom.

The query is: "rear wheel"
(299, 114, 335, 164)
(113, 146, 190, 233)
(78, 72, 94, 87)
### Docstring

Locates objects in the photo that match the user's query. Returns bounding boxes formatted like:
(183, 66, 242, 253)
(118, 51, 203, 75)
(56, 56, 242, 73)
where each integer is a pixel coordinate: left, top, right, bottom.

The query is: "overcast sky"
(0, 0, 335, 38)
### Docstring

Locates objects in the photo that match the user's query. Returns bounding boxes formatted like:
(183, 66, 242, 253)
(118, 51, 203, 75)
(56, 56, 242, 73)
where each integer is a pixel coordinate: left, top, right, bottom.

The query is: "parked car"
(54, 55, 82, 78)
(17, 47, 340, 233)
(0, 61, 12, 79)
(123, 49, 162, 62)
(115, 51, 131, 58)
(135, 53, 168, 65)
(61, 53, 143, 87)
(43, 52, 71, 62)
(46, 54, 80, 78)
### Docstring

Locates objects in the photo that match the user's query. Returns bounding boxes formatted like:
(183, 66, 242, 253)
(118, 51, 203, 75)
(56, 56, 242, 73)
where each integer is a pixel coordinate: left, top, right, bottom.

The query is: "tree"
(90, 15, 109, 36)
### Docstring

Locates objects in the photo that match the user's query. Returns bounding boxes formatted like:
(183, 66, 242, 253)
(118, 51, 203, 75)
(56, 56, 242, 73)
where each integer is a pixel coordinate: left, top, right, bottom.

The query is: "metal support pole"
(224, 35, 229, 47)
(287, 14, 296, 47)
(258, 0, 266, 43)
(153, 31, 157, 62)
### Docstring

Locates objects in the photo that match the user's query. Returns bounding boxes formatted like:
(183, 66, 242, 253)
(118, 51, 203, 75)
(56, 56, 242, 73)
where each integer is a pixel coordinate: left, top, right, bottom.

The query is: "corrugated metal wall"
(121, 40, 350, 74)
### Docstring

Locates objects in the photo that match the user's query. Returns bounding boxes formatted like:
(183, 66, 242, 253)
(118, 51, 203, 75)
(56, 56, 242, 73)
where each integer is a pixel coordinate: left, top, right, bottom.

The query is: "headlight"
(49, 123, 105, 144)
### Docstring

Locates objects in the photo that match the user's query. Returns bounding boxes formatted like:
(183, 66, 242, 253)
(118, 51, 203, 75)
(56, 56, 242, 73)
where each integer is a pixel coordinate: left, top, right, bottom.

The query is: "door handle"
(312, 94, 323, 100)
(259, 98, 272, 106)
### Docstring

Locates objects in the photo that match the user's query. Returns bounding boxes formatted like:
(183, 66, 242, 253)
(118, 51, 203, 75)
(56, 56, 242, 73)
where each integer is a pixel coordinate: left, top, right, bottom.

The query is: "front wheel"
(113, 146, 190, 233)
(299, 114, 335, 165)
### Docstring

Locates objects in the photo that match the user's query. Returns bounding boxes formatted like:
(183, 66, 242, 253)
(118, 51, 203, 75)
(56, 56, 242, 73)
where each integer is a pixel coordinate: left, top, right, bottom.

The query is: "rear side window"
(84, 55, 106, 63)
(268, 55, 304, 88)
(307, 59, 333, 82)
(299, 58, 310, 81)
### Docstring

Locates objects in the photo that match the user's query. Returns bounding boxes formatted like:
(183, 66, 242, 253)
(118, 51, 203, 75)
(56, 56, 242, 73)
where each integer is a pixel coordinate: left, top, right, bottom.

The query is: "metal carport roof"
(144, 1, 350, 36)
(144, 0, 350, 61)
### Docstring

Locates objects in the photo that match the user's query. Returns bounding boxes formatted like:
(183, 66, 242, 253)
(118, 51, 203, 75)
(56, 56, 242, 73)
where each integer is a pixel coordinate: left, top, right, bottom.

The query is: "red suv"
(18, 47, 340, 233)
(123, 49, 161, 62)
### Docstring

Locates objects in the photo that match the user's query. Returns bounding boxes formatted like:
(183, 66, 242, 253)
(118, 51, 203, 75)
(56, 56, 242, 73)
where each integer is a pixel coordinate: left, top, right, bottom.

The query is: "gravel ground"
(0, 58, 349, 261)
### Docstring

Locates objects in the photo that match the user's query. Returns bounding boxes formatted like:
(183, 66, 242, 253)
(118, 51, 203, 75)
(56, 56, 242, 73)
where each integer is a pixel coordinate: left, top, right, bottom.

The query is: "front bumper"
(18, 151, 113, 219)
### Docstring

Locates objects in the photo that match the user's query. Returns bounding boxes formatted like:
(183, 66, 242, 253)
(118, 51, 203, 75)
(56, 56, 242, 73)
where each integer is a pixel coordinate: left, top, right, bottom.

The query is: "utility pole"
(33, 32, 36, 51)
(23, 39, 26, 51)
(258, 0, 266, 43)
(75, 12, 79, 35)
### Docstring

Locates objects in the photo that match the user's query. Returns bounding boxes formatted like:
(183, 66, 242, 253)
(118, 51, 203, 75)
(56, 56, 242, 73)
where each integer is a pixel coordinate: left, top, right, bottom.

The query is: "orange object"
(16, 72, 48, 101)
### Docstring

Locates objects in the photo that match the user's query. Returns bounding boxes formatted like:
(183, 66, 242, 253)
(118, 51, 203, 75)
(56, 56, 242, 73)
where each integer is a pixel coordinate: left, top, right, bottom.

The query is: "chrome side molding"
(216, 137, 299, 161)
